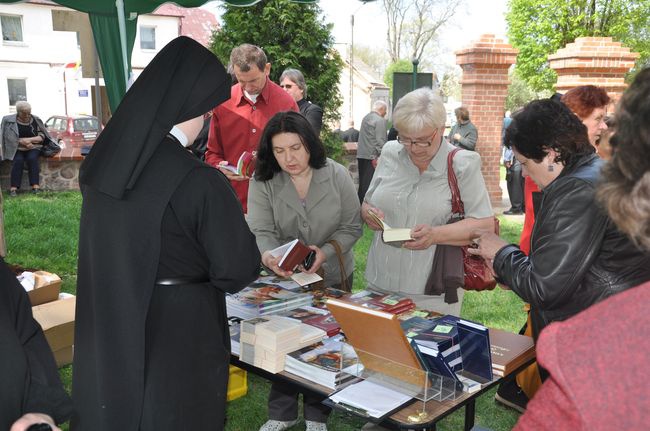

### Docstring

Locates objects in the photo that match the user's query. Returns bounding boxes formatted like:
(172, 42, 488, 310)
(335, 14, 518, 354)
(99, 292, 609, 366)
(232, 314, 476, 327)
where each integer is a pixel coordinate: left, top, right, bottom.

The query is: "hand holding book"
(364, 206, 413, 244)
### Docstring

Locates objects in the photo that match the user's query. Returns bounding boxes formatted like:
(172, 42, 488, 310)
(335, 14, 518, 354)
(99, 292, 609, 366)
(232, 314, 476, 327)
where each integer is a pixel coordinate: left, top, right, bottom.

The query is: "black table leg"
(464, 399, 475, 431)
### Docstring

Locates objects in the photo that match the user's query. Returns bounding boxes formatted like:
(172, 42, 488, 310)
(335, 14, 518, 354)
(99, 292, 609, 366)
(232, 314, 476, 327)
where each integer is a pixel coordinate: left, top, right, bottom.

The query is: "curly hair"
(504, 99, 594, 165)
(561, 85, 610, 119)
(597, 68, 650, 250)
(254, 111, 326, 181)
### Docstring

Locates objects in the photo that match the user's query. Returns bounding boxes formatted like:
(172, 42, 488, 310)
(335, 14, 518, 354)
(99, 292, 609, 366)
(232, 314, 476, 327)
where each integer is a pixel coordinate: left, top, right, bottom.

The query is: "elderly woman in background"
(361, 88, 493, 314)
(513, 68, 650, 431)
(248, 111, 362, 431)
(0, 101, 51, 195)
(470, 99, 650, 352)
(279, 68, 323, 134)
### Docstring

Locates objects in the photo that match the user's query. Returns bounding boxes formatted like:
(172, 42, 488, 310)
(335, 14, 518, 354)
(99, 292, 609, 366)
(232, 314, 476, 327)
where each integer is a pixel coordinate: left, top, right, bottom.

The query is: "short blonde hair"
(392, 88, 445, 135)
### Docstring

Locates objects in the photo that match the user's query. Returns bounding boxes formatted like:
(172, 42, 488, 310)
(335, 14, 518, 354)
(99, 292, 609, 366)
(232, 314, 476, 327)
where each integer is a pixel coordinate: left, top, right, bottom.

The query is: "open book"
(269, 239, 315, 272)
(221, 151, 256, 176)
(367, 210, 413, 243)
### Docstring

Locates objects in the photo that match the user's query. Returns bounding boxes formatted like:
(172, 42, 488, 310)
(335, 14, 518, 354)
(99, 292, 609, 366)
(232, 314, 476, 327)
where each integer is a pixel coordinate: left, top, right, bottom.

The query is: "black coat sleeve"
(170, 169, 261, 294)
(0, 258, 73, 425)
(493, 179, 607, 311)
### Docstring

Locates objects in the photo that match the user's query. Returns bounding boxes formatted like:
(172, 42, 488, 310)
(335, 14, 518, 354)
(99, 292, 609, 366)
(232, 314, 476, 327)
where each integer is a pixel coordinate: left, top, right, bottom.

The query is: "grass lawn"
(3, 191, 525, 431)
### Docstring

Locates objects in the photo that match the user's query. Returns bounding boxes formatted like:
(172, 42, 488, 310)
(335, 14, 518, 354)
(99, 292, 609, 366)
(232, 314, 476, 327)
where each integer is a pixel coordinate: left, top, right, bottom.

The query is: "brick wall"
(456, 35, 518, 206)
(549, 36, 639, 109)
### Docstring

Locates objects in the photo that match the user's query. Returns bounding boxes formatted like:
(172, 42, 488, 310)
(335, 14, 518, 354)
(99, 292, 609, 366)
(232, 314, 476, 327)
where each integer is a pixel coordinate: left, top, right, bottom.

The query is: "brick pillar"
(549, 37, 639, 108)
(456, 34, 518, 206)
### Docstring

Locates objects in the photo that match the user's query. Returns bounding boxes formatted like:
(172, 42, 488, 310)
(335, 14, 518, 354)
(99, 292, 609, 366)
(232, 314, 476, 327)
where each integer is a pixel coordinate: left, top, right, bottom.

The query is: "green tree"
(505, 70, 552, 111)
(210, 0, 344, 160)
(506, 0, 650, 92)
(383, 59, 413, 98)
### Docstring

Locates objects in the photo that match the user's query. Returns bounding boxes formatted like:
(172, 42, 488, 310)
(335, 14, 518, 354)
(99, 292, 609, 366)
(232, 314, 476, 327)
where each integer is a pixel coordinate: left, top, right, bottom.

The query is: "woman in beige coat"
(247, 111, 362, 431)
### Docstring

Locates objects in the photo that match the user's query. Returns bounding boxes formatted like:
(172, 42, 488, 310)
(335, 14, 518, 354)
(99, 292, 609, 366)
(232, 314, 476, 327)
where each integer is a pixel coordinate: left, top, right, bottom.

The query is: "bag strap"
(326, 239, 349, 292)
(446, 148, 465, 217)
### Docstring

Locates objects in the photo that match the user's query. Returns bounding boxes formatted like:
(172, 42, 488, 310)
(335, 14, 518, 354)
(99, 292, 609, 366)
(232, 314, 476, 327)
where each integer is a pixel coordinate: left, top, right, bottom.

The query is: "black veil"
(80, 36, 230, 199)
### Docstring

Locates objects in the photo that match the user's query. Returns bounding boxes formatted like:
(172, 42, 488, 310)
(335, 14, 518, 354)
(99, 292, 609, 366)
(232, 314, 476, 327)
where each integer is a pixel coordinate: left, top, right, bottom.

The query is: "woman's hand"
(466, 230, 508, 265)
(361, 202, 384, 231)
(300, 245, 326, 274)
(261, 251, 293, 278)
(402, 224, 434, 250)
(11, 413, 60, 431)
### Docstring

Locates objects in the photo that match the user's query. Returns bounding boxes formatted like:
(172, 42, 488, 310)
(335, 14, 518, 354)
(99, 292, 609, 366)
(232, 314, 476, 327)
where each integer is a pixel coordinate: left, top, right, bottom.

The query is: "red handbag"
(447, 148, 499, 291)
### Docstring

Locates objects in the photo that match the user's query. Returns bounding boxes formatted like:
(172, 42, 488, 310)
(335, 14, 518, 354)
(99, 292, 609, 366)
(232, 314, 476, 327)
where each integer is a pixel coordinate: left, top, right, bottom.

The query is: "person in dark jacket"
(469, 99, 650, 354)
(515, 67, 650, 431)
(71, 37, 260, 431)
(340, 120, 359, 142)
(0, 257, 73, 431)
(280, 68, 323, 134)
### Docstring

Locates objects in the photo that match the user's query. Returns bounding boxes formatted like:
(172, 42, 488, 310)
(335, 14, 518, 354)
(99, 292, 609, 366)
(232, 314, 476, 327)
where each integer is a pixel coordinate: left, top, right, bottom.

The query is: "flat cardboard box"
(27, 271, 62, 306)
(52, 345, 74, 367)
(32, 296, 76, 353)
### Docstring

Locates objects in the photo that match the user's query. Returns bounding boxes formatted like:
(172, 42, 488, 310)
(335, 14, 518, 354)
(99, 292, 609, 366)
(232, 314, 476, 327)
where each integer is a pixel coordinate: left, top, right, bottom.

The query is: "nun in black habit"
(0, 257, 73, 431)
(71, 36, 261, 431)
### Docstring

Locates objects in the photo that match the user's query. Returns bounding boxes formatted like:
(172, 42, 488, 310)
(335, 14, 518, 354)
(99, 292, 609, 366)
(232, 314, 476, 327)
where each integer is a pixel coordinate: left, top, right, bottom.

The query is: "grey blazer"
(0, 114, 50, 161)
(247, 159, 362, 287)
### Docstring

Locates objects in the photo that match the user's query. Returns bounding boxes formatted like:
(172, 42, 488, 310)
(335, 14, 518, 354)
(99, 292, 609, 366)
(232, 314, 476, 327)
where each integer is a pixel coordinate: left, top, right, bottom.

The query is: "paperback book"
(226, 282, 313, 320)
(284, 339, 359, 390)
(221, 151, 256, 177)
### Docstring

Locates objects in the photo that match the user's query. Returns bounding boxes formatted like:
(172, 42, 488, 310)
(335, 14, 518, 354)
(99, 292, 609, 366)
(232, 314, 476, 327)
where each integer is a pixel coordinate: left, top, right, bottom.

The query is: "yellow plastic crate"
(227, 365, 248, 401)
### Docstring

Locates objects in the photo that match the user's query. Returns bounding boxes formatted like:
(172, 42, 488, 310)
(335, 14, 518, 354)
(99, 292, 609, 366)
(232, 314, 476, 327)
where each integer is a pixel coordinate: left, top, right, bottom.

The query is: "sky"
(201, 0, 509, 77)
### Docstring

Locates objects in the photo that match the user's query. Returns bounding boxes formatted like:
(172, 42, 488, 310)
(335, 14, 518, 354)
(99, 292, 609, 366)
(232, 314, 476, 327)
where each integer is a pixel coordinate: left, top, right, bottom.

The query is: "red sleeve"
(204, 109, 223, 168)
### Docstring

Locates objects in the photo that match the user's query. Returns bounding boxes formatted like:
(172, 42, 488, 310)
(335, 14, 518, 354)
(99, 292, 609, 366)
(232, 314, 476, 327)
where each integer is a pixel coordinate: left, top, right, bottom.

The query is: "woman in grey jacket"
(248, 111, 362, 431)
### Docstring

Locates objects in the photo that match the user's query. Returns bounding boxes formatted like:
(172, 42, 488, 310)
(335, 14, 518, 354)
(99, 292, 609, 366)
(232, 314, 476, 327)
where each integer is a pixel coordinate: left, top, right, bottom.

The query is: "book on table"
(226, 280, 313, 320)
(489, 327, 535, 377)
(326, 298, 427, 388)
(278, 306, 342, 337)
(269, 239, 315, 272)
(366, 210, 413, 243)
(284, 338, 359, 390)
(347, 290, 416, 315)
(457, 319, 493, 384)
(221, 151, 256, 176)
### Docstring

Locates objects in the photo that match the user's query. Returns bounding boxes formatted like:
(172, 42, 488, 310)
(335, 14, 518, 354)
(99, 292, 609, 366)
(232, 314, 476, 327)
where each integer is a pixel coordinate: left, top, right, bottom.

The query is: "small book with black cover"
(269, 239, 313, 271)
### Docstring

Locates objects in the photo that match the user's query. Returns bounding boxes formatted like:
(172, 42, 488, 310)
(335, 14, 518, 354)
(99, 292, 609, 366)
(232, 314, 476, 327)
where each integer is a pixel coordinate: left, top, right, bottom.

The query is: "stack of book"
(239, 315, 326, 373)
(409, 317, 493, 394)
(279, 306, 342, 337)
(226, 281, 313, 320)
(489, 328, 535, 377)
(346, 290, 416, 315)
(284, 337, 359, 390)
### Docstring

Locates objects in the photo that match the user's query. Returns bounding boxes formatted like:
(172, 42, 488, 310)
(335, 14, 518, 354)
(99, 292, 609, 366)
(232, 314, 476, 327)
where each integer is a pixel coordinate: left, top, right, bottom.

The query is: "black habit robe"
(0, 257, 73, 429)
(71, 37, 261, 431)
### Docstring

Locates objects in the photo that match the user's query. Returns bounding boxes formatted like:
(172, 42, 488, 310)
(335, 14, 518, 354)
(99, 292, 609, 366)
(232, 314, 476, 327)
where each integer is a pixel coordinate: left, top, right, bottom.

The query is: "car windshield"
(73, 118, 99, 132)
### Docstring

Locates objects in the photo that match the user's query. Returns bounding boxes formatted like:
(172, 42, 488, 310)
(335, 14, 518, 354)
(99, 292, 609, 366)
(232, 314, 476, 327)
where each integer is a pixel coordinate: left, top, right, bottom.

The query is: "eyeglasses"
(280, 84, 294, 89)
(397, 129, 438, 148)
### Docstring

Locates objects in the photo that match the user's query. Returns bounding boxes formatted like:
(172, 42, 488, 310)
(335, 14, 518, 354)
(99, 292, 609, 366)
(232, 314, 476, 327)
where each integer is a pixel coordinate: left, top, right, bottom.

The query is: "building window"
(140, 26, 155, 50)
(1, 15, 23, 42)
(7, 78, 27, 106)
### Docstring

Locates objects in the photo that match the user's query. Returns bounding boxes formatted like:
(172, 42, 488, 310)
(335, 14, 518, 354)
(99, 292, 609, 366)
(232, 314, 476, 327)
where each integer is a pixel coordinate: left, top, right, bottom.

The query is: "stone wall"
(1, 147, 83, 192)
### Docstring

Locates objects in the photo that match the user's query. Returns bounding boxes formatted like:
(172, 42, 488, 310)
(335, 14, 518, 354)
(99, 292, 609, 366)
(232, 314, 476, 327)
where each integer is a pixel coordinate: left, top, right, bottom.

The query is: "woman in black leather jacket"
(469, 99, 650, 343)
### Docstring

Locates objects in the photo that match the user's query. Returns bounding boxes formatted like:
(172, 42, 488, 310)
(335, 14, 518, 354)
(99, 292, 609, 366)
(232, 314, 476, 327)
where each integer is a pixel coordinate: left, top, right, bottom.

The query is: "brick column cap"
(455, 34, 518, 66)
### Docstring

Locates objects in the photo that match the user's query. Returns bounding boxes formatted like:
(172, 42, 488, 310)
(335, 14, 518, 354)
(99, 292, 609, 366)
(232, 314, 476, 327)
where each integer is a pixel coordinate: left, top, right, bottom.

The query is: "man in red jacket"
(205, 44, 298, 212)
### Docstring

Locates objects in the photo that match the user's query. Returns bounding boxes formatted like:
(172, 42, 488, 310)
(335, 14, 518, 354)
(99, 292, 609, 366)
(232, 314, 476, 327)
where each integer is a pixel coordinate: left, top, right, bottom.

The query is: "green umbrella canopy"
(0, 0, 320, 111)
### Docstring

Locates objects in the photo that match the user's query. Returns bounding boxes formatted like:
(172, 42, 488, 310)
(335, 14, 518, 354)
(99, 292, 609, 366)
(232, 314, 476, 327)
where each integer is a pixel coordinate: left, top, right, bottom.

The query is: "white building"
(0, 1, 217, 122)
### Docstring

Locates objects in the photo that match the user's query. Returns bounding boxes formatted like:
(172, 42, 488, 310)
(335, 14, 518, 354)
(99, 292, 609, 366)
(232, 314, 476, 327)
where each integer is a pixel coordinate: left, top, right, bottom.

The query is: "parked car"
(45, 115, 102, 149)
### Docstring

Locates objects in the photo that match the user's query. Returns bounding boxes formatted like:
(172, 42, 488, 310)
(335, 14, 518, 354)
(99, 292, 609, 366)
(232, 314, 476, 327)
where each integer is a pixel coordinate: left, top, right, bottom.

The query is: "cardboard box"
(26, 271, 62, 306)
(32, 296, 76, 356)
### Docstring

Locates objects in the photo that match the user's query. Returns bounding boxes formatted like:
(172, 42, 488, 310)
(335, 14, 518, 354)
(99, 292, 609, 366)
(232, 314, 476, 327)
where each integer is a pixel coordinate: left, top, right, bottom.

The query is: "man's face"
(233, 63, 270, 96)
